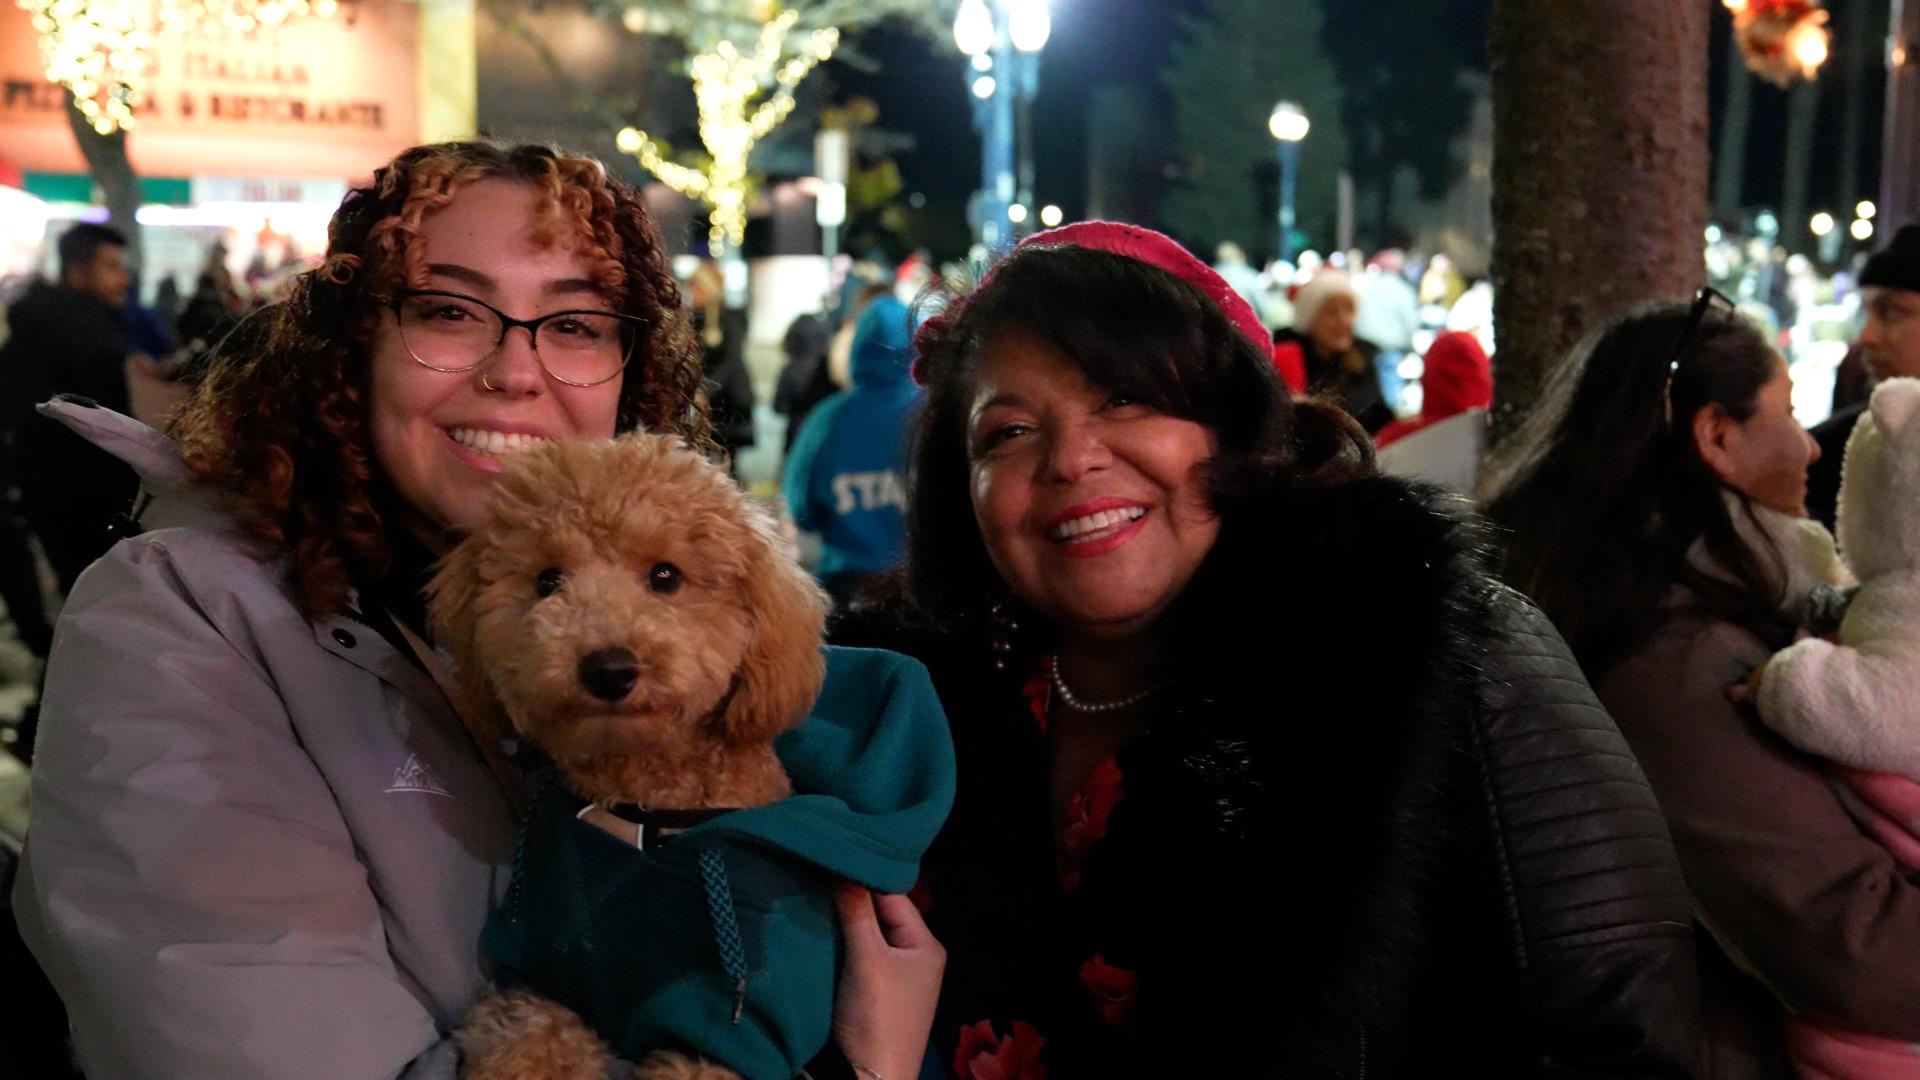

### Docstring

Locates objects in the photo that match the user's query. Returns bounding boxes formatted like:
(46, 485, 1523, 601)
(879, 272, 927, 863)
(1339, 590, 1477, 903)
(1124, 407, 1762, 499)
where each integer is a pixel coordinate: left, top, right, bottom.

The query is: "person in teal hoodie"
(783, 295, 919, 607)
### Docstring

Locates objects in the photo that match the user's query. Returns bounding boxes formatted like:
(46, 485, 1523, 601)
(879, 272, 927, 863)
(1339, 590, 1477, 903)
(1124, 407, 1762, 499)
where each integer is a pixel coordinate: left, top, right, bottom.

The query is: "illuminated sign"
(0, 0, 421, 181)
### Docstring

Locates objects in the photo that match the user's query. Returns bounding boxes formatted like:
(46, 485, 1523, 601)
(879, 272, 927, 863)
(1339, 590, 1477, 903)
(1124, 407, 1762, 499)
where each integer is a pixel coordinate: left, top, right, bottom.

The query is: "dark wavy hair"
(1484, 300, 1789, 674)
(172, 141, 709, 619)
(891, 242, 1373, 641)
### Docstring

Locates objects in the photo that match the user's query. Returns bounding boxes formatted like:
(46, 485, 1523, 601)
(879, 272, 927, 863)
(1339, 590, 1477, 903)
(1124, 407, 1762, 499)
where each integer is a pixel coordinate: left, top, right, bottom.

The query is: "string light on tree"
(19, 0, 338, 134)
(1721, 0, 1831, 86)
(620, 5, 660, 34)
(616, 8, 838, 254)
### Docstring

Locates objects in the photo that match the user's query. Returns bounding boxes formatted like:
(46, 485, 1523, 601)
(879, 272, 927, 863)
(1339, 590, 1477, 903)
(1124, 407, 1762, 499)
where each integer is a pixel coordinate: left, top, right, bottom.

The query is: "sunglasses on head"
(1668, 285, 1738, 376)
(1663, 285, 1738, 428)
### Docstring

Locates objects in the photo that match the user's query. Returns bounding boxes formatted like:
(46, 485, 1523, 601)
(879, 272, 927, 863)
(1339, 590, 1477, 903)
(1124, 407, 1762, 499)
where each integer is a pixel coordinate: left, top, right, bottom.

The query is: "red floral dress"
(935, 659, 1143, 1079)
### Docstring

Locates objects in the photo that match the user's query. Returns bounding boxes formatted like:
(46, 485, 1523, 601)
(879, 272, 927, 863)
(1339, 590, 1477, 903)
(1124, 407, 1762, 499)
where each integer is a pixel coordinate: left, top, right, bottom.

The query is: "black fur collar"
(836, 476, 1504, 1075)
(1118, 476, 1496, 1072)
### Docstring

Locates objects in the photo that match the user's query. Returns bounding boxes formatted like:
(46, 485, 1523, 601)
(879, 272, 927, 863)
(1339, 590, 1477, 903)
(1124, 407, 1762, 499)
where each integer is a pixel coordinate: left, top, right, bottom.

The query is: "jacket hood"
(1419, 331, 1492, 421)
(37, 397, 193, 494)
(692, 644, 953, 888)
(849, 296, 915, 387)
(37, 398, 222, 534)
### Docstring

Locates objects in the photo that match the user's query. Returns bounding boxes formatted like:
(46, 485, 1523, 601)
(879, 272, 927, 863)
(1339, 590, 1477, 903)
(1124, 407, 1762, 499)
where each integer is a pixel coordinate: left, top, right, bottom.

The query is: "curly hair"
(172, 141, 710, 619)
(892, 243, 1372, 636)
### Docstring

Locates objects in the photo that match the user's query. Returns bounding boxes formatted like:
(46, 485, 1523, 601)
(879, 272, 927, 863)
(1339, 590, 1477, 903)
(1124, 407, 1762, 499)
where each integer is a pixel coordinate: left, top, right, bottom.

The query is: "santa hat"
(1289, 270, 1357, 332)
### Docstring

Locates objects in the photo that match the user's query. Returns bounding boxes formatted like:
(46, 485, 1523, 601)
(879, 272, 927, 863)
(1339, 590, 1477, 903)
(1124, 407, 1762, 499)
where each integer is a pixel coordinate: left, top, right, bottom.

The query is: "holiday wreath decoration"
(1724, 0, 1832, 87)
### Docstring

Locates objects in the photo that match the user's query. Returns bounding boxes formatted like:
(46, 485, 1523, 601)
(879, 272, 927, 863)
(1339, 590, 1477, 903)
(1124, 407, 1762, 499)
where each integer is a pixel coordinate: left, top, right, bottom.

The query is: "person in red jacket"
(1375, 331, 1492, 449)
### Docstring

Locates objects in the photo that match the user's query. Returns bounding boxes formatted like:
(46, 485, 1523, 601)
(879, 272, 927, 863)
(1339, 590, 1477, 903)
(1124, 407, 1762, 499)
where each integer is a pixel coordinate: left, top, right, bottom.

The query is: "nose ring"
(480, 372, 500, 392)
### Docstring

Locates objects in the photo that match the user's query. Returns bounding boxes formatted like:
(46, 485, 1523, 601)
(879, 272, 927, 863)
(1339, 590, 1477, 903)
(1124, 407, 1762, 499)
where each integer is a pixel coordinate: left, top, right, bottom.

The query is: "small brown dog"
(428, 432, 830, 1080)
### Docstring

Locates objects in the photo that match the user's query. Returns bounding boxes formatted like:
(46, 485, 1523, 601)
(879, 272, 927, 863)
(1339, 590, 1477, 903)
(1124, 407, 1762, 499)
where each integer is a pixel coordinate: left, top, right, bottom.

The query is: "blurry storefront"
(0, 0, 471, 297)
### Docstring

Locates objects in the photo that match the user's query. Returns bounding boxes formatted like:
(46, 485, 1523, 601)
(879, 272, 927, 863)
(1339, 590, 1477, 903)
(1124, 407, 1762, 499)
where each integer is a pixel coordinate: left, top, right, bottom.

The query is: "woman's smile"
(1046, 503, 1152, 557)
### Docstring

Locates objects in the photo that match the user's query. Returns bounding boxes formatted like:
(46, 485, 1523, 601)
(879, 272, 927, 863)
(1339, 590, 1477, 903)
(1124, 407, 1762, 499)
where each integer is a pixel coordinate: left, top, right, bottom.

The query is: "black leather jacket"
(836, 476, 1699, 1077)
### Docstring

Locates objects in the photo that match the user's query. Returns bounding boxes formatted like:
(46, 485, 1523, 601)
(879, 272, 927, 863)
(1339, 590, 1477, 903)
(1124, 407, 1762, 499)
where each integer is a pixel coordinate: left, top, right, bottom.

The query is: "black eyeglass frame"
(386, 288, 648, 388)
(1667, 285, 1739, 376)
(1662, 284, 1740, 429)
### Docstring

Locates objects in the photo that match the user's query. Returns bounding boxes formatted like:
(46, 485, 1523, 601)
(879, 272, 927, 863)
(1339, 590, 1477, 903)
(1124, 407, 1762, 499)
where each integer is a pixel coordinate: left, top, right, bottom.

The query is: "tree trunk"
(1374, 169, 1395, 249)
(64, 98, 142, 270)
(1714, 28, 1752, 214)
(1488, 0, 1710, 444)
(1781, 80, 1821, 253)
(1885, 0, 1920, 228)
(1344, 168, 1359, 249)
(1836, 0, 1876, 215)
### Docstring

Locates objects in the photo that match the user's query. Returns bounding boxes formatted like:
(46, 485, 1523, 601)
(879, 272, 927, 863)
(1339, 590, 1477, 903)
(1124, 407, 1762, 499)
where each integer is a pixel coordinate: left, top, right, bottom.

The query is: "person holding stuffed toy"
(834, 221, 1700, 1077)
(12, 141, 943, 1080)
(1738, 376, 1920, 1078)
(1489, 295, 1920, 1078)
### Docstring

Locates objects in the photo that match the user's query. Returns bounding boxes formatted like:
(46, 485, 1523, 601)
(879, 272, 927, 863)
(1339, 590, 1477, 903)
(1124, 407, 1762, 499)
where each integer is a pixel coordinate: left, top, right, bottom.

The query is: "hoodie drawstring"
(699, 848, 751, 1024)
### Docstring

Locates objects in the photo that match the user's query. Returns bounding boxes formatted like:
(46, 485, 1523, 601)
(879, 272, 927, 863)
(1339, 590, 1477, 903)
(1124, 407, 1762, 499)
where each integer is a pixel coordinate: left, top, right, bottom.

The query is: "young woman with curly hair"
(14, 141, 941, 1079)
(832, 222, 1702, 1077)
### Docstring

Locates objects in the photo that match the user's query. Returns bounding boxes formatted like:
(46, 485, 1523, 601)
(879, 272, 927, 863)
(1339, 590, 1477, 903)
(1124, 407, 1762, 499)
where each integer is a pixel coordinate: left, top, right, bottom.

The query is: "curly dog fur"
(429, 432, 830, 1079)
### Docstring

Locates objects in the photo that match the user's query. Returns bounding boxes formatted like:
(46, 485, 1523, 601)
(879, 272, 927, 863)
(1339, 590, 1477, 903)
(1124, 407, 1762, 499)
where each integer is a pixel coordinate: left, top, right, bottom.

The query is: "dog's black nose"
(577, 647, 640, 702)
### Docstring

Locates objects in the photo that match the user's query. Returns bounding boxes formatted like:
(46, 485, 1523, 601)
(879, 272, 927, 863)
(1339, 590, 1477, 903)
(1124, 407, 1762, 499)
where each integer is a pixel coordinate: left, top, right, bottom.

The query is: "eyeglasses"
(1663, 285, 1737, 427)
(387, 289, 646, 388)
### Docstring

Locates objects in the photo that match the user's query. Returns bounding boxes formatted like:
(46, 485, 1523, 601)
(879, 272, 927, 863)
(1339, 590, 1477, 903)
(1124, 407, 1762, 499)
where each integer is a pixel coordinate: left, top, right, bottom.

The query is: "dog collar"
(576, 803, 738, 851)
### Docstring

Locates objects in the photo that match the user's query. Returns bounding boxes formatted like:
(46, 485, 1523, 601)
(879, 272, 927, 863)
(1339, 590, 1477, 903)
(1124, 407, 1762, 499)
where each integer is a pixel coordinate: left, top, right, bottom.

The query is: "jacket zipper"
(1358, 1023, 1369, 1080)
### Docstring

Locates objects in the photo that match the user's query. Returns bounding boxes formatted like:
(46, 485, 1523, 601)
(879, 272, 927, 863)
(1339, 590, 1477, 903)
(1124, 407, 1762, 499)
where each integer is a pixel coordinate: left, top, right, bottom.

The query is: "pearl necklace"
(1048, 654, 1162, 713)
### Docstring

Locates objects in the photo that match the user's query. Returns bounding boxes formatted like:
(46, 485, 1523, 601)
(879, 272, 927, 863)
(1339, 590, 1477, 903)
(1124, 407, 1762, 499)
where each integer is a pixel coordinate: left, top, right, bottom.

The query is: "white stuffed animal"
(1757, 377, 1920, 773)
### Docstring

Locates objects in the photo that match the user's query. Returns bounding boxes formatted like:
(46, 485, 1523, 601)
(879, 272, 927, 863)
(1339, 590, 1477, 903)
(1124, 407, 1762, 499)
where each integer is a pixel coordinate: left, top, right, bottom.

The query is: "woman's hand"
(832, 883, 945, 1079)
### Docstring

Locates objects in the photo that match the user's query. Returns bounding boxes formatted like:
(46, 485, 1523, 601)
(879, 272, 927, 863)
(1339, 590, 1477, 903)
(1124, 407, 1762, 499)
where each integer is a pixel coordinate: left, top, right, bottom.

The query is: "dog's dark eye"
(647, 562, 682, 595)
(535, 567, 564, 598)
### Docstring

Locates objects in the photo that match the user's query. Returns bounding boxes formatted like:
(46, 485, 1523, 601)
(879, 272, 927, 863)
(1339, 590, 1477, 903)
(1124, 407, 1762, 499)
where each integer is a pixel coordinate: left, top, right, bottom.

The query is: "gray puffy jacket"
(15, 400, 515, 1078)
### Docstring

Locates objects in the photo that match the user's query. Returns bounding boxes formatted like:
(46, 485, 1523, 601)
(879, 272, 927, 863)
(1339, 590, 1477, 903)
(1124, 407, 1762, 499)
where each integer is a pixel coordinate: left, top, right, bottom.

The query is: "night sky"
(824, 0, 1498, 255)
(826, 0, 1888, 258)
(825, 0, 1203, 248)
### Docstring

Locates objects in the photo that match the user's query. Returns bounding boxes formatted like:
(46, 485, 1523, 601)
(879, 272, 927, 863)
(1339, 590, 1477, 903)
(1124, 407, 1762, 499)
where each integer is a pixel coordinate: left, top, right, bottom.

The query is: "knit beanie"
(910, 222, 1272, 383)
(1290, 269, 1357, 331)
(1861, 223, 1920, 294)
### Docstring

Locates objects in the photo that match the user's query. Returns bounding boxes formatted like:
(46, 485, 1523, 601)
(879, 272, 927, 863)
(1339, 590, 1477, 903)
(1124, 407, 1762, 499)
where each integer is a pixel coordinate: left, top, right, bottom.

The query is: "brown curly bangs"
(172, 140, 709, 619)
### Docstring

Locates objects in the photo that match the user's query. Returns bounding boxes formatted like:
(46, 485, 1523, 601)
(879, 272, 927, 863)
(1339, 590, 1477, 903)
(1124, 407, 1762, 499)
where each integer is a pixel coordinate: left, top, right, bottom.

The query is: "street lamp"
(1269, 101, 1309, 263)
(956, 0, 1048, 262)
(953, 0, 993, 56)
(1009, 0, 1050, 52)
(1009, 0, 1048, 241)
